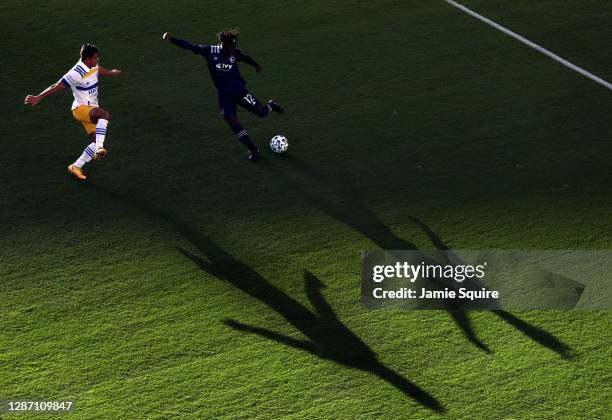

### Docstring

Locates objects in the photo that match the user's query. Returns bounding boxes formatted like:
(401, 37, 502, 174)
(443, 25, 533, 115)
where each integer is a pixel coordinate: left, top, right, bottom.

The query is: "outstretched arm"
(24, 82, 65, 107)
(238, 52, 262, 73)
(99, 67, 122, 77)
(162, 32, 207, 55)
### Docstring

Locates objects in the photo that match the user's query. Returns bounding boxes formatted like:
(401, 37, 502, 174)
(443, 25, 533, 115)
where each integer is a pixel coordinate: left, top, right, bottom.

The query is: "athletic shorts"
(72, 105, 96, 134)
(217, 86, 262, 117)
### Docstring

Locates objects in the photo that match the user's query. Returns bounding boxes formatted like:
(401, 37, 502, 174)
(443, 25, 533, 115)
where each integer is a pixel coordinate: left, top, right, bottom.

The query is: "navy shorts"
(217, 86, 262, 117)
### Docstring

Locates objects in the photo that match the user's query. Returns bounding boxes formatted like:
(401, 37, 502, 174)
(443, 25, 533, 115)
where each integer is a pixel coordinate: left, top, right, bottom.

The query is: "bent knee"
(91, 109, 111, 123)
(95, 108, 110, 121)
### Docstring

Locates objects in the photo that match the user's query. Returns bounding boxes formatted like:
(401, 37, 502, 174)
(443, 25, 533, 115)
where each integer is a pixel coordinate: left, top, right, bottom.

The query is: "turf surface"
(1, 0, 611, 418)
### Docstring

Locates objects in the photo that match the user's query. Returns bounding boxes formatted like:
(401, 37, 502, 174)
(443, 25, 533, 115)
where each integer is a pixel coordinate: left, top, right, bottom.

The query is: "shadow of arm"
(224, 319, 317, 355)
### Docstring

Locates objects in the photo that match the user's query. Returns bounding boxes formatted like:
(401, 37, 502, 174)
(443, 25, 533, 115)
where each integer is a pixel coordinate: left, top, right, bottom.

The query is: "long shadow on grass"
(268, 156, 573, 359)
(88, 183, 445, 413)
(265, 156, 490, 352)
(411, 216, 574, 359)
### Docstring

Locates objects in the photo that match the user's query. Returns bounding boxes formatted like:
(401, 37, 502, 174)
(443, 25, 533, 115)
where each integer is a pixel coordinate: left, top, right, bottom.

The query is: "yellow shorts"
(72, 105, 96, 134)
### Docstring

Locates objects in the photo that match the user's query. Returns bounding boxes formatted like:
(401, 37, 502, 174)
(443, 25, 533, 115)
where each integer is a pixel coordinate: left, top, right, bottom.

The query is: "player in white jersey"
(24, 44, 121, 180)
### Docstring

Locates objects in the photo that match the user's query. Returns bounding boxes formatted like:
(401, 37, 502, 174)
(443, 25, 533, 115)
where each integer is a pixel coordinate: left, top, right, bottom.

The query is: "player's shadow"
(87, 183, 445, 413)
(410, 216, 574, 359)
(268, 156, 573, 359)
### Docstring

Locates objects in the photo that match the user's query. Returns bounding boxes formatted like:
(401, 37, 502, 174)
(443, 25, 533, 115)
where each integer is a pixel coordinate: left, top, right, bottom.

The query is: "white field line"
(444, 0, 612, 90)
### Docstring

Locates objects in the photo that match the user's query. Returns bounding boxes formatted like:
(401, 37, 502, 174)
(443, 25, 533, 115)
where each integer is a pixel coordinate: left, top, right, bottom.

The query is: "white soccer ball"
(270, 135, 289, 154)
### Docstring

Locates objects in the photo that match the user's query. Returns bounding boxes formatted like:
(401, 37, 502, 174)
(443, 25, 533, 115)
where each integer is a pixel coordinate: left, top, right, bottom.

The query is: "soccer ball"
(270, 135, 289, 154)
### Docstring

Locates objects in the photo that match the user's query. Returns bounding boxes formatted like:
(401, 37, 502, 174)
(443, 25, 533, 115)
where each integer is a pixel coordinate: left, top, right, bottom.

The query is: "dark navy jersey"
(170, 37, 252, 91)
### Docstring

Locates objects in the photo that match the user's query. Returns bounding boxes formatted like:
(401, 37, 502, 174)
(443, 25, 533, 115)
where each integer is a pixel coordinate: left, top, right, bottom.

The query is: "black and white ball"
(270, 135, 289, 154)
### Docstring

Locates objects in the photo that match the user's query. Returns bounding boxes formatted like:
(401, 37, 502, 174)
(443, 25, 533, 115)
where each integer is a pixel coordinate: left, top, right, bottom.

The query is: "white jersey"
(59, 60, 99, 110)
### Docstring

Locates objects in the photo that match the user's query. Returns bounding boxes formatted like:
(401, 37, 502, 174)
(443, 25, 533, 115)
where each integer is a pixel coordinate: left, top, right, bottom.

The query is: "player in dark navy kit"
(163, 29, 283, 161)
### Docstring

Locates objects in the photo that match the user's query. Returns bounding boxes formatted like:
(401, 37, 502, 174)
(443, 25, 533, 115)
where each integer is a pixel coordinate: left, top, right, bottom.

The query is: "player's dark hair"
(217, 28, 239, 46)
(80, 43, 99, 60)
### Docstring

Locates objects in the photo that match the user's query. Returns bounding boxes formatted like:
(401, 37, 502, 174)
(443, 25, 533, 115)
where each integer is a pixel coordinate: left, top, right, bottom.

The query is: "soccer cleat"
(93, 148, 108, 160)
(248, 148, 260, 161)
(267, 100, 284, 114)
(67, 164, 87, 180)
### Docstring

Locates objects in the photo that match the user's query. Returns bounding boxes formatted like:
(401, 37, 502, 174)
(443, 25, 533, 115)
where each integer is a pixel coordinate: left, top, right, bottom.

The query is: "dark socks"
(231, 124, 257, 151)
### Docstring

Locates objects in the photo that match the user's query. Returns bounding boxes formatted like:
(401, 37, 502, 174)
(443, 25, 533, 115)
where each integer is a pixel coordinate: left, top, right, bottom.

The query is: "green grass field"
(1, 0, 611, 418)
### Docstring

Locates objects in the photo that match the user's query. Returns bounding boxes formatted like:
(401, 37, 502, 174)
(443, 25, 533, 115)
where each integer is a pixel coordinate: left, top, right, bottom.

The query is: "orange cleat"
(67, 164, 87, 180)
(93, 148, 108, 160)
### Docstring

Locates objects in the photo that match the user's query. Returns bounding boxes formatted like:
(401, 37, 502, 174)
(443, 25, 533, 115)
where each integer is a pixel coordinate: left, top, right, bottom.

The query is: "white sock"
(95, 119, 109, 150)
(74, 142, 96, 168)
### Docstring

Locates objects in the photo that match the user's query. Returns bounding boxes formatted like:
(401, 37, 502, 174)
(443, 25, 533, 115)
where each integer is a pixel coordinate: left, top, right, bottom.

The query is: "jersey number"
(243, 94, 256, 105)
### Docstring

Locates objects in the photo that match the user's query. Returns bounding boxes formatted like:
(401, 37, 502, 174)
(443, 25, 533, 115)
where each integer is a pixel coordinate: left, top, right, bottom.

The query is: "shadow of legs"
(221, 270, 445, 412)
(494, 311, 574, 359)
